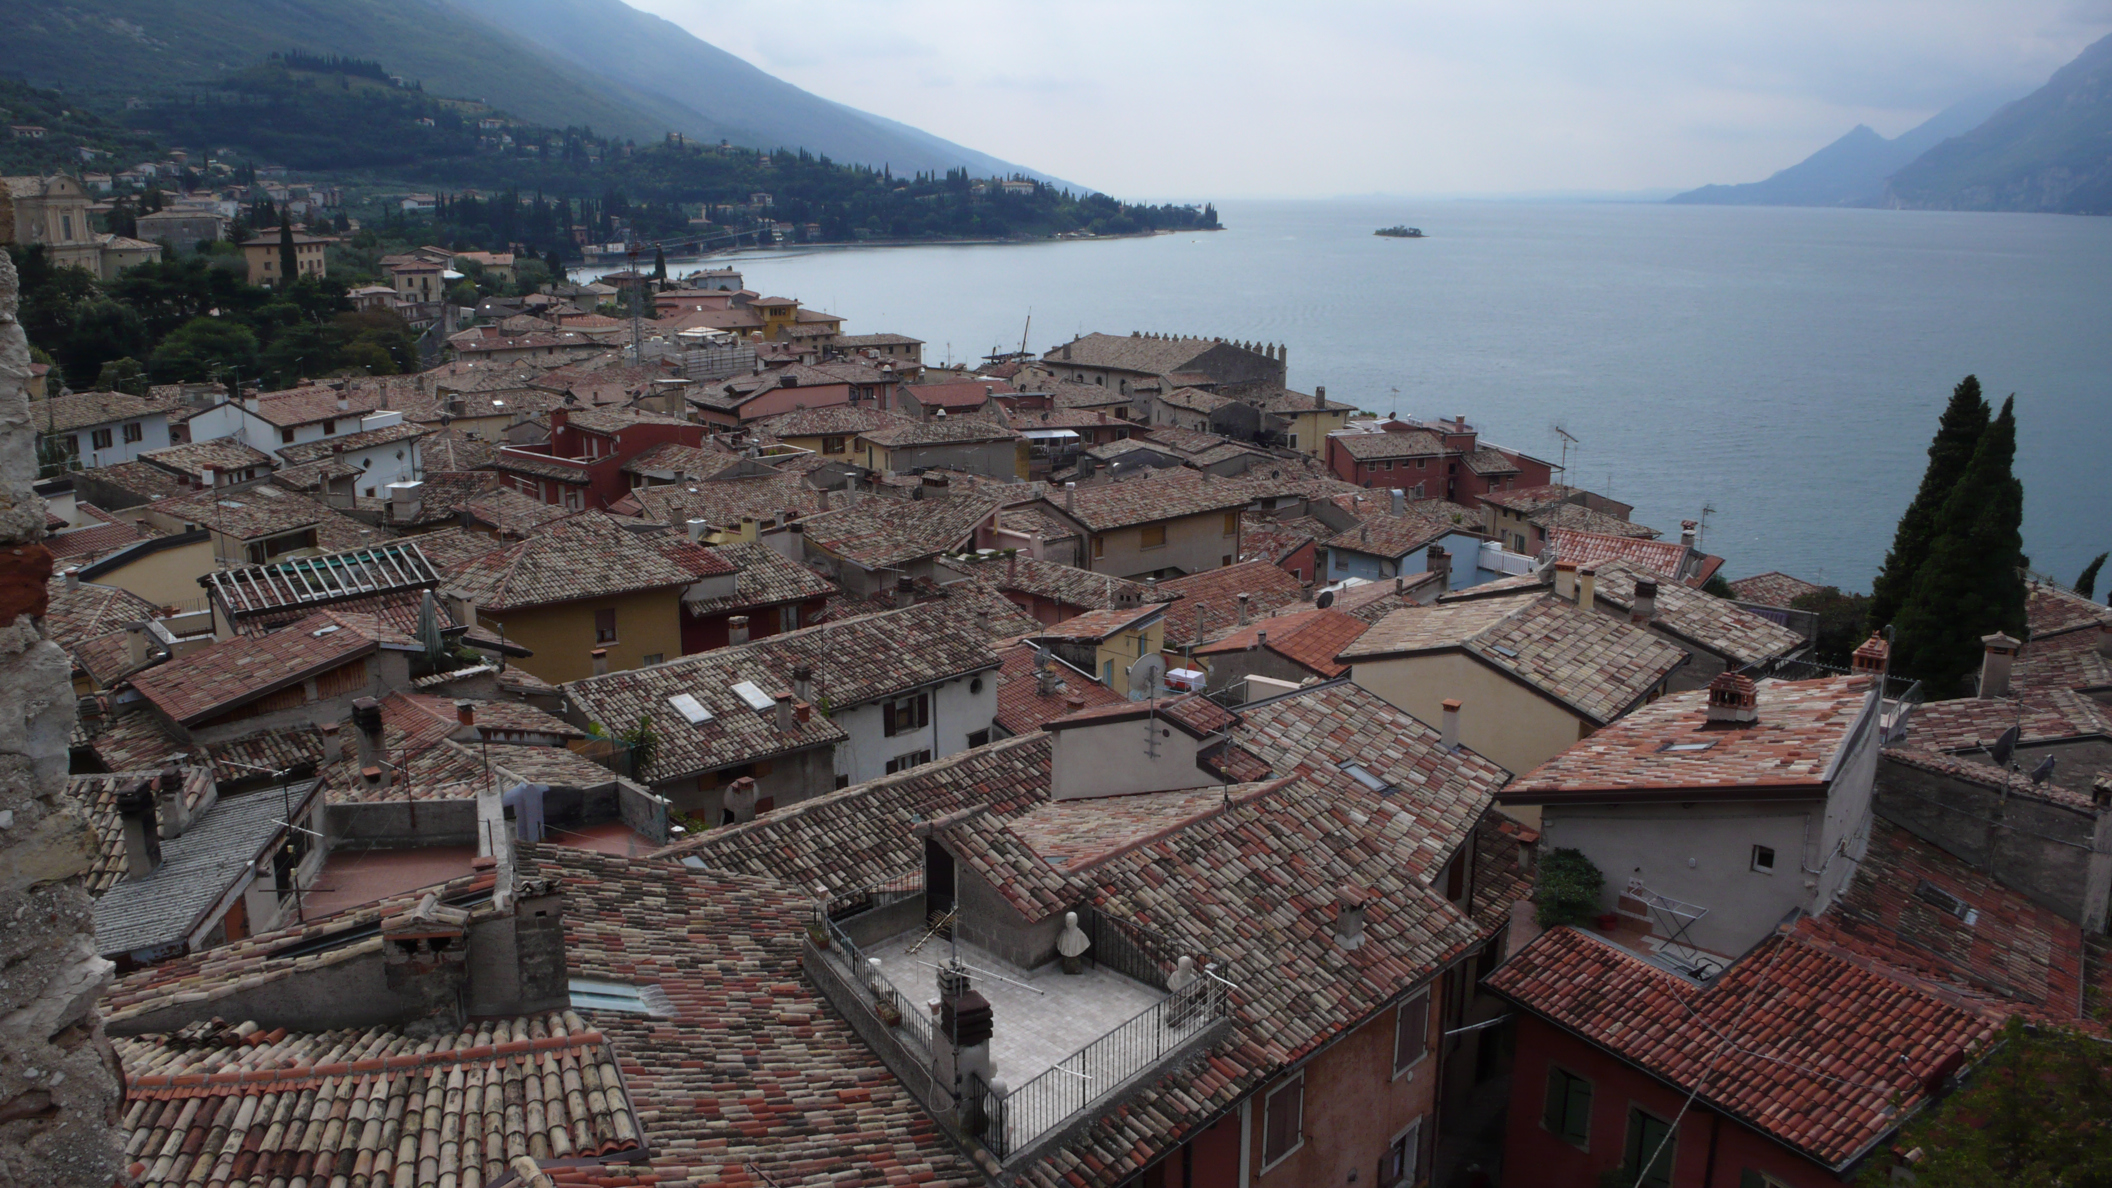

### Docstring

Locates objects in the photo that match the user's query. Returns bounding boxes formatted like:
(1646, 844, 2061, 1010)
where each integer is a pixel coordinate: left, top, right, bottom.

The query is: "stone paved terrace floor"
(863, 932, 1166, 1089)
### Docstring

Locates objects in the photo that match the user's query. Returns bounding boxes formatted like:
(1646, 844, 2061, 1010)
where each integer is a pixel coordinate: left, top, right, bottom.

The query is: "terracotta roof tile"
(1346, 593, 1690, 723)
(2027, 579, 2112, 641)
(678, 541, 835, 615)
(859, 416, 1019, 447)
(992, 643, 1128, 736)
(131, 610, 410, 726)
(1039, 468, 1253, 533)
(1157, 560, 1305, 646)
(1589, 560, 1806, 665)
(1529, 502, 1657, 538)
(799, 494, 997, 570)
(1548, 527, 1716, 587)
(1194, 607, 1370, 677)
(1905, 687, 2112, 753)
(445, 512, 707, 612)
(43, 575, 159, 646)
(1322, 511, 1455, 559)
(1506, 676, 1874, 799)
(1328, 430, 1444, 460)
(139, 438, 274, 479)
(1726, 571, 1828, 609)
(29, 389, 166, 433)
(1486, 925, 1996, 1170)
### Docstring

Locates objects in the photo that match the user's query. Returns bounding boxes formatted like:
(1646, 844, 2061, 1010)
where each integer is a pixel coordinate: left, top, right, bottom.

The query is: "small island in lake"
(1375, 225, 1426, 238)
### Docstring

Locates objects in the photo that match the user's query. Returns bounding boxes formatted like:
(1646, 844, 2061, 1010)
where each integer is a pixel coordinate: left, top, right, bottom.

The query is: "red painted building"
(1325, 418, 1553, 508)
(675, 540, 835, 655)
(492, 406, 703, 512)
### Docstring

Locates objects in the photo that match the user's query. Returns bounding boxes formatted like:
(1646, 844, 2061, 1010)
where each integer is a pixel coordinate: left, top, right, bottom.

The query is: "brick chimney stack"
(1850, 634, 1888, 677)
(1630, 579, 1659, 626)
(1705, 672, 1759, 724)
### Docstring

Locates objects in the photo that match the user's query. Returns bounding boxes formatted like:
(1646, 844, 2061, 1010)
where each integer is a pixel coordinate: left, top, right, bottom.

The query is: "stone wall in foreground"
(0, 248, 123, 1186)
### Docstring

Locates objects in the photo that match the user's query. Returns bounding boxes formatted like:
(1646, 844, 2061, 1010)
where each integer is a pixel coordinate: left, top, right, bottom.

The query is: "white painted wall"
(831, 667, 999, 785)
(72, 412, 171, 470)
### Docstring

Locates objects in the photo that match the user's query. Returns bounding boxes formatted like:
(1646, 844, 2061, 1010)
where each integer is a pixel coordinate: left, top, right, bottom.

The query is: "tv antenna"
(1019, 308, 1033, 357)
(1553, 424, 1578, 476)
(1697, 503, 1717, 547)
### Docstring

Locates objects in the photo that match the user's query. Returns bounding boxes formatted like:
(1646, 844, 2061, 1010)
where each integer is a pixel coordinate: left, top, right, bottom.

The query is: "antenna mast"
(1554, 425, 1578, 477)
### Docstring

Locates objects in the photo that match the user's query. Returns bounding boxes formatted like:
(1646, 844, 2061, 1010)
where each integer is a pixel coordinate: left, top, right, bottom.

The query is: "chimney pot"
(1065, 480, 1076, 513)
(1705, 672, 1759, 724)
(1631, 579, 1659, 626)
(1426, 544, 1451, 592)
(352, 696, 383, 776)
(1237, 592, 1251, 625)
(456, 700, 476, 727)
(63, 567, 79, 591)
(1440, 698, 1462, 750)
(591, 647, 610, 676)
(793, 665, 814, 703)
(1334, 886, 1367, 950)
(775, 691, 794, 733)
(686, 518, 710, 542)
(1850, 633, 1888, 676)
(1979, 632, 2021, 699)
(1578, 566, 1597, 613)
(724, 775, 760, 824)
(1680, 520, 1698, 548)
(320, 720, 343, 765)
(1390, 487, 1405, 516)
(1314, 385, 1326, 410)
(116, 779, 161, 881)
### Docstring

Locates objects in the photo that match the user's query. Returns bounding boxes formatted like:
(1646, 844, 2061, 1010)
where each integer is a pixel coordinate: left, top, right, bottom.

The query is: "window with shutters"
(1140, 523, 1167, 549)
(91, 427, 113, 450)
(1379, 1119, 1420, 1187)
(885, 749, 932, 774)
(1393, 991, 1430, 1076)
(594, 608, 617, 643)
(123, 421, 143, 443)
(1542, 1065, 1592, 1149)
(1222, 512, 1238, 536)
(1623, 1107, 1675, 1188)
(881, 693, 929, 737)
(281, 427, 296, 444)
(1261, 1074, 1304, 1169)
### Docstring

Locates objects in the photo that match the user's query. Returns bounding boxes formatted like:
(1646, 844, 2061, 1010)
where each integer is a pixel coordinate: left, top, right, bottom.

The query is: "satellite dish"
(1315, 589, 1335, 609)
(2029, 756, 2057, 785)
(1989, 725, 2021, 769)
(1127, 653, 1166, 700)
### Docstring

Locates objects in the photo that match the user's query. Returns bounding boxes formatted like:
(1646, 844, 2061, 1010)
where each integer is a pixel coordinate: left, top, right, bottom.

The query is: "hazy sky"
(629, 0, 2108, 199)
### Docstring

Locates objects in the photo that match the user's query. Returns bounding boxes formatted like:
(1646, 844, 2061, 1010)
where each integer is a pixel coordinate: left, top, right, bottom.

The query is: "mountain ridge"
(1, 0, 1058, 185)
(1668, 89, 2023, 207)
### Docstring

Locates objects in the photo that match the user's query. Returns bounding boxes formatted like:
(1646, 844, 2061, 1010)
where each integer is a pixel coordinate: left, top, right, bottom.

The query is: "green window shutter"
(1564, 1075, 1593, 1146)
(1739, 1173, 1766, 1188)
(1542, 1066, 1567, 1134)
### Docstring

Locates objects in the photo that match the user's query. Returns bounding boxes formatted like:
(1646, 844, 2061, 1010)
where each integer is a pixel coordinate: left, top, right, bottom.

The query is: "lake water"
(595, 200, 2112, 591)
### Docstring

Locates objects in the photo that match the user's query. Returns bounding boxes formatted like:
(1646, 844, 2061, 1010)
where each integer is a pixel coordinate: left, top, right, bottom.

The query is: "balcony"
(805, 876, 1231, 1162)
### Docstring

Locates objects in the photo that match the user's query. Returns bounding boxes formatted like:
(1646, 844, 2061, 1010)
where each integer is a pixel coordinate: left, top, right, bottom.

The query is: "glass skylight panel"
(730, 680, 775, 712)
(668, 692, 713, 724)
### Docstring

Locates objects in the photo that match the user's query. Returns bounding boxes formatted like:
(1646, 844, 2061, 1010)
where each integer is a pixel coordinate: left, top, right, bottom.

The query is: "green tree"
(1869, 377, 1990, 634)
(651, 244, 666, 281)
(277, 217, 297, 287)
(94, 357, 148, 395)
(2078, 553, 2108, 601)
(1868, 1018, 2112, 1186)
(149, 317, 260, 383)
(1533, 848, 1605, 927)
(1891, 396, 2027, 696)
(1789, 587, 1875, 666)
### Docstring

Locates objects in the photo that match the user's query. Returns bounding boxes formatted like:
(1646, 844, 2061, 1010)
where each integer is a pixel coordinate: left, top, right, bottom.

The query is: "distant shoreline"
(570, 227, 1210, 280)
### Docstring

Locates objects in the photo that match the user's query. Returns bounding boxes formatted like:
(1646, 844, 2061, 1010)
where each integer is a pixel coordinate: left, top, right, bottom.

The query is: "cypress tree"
(277, 217, 297, 288)
(1890, 396, 2027, 696)
(1868, 376, 1990, 633)
(652, 245, 667, 281)
(2078, 553, 2107, 601)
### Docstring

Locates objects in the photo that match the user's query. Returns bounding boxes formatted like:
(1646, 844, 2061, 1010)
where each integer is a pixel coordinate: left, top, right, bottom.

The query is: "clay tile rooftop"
(1193, 606, 1370, 678)
(1504, 675, 1876, 803)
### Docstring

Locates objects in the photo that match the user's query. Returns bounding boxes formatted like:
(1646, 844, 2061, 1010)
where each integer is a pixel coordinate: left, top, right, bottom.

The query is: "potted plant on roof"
(1532, 847, 1606, 930)
(806, 919, 831, 949)
(873, 995, 903, 1027)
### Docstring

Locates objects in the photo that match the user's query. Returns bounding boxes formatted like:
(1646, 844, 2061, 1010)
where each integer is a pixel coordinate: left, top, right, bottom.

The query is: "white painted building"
(831, 667, 999, 787)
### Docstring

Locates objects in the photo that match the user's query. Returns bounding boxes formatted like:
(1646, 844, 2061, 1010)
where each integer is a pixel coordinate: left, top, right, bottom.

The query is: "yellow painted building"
(473, 587, 686, 686)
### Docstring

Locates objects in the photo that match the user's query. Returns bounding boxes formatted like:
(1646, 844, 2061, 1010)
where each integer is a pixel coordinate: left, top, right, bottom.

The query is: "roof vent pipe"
(1065, 481, 1076, 514)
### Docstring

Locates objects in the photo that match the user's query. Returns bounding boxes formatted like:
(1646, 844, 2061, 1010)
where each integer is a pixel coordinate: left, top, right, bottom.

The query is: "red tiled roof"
(1039, 468, 1252, 533)
(1548, 528, 1716, 587)
(2014, 628, 2112, 696)
(992, 643, 1127, 736)
(1031, 601, 1163, 641)
(904, 378, 1012, 408)
(48, 520, 154, 561)
(798, 494, 996, 570)
(129, 610, 408, 726)
(1194, 607, 1370, 677)
(1486, 925, 1996, 1170)
(1156, 559, 1305, 646)
(1904, 687, 2112, 753)
(44, 575, 162, 647)
(1346, 593, 1690, 724)
(1590, 560, 1806, 666)
(1044, 693, 1238, 741)
(1322, 511, 1455, 559)
(1478, 483, 1583, 513)
(1727, 570, 1827, 608)
(1505, 676, 1874, 801)
(1328, 430, 1444, 460)
(445, 512, 711, 611)
(2027, 579, 2112, 641)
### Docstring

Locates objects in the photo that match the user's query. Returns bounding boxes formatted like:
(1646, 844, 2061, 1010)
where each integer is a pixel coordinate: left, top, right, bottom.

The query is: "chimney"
(727, 616, 750, 646)
(1577, 566, 1596, 613)
(1705, 672, 1759, 724)
(456, 700, 476, 729)
(1680, 520, 1698, 548)
(921, 473, 951, 499)
(1064, 481, 1076, 513)
(337, 395, 350, 412)
(1630, 579, 1659, 626)
(1006, 551, 1019, 583)
(723, 776, 760, 824)
(686, 518, 710, 542)
(352, 696, 384, 785)
(895, 575, 916, 608)
(124, 622, 149, 669)
(117, 779, 161, 881)
(1850, 633, 1888, 676)
(1314, 385, 1326, 410)
(974, 606, 992, 637)
(1237, 592, 1250, 626)
(388, 481, 425, 525)
(1426, 545, 1451, 591)
(152, 761, 190, 840)
(1441, 698, 1461, 750)
(1037, 664, 1058, 697)
(199, 465, 215, 490)
(1553, 561, 1578, 601)
(1979, 632, 2021, 699)
(63, 567, 78, 591)
(591, 647, 610, 676)
(320, 720, 343, 766)
(1334, 887, 1367, 951)
(793, 665, 813, 703)
(935, 958, 995, 1121)
(1062, 342, 1072, 361)
(1390, 488, 1405, 516)
(774, 691, 794, 733)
